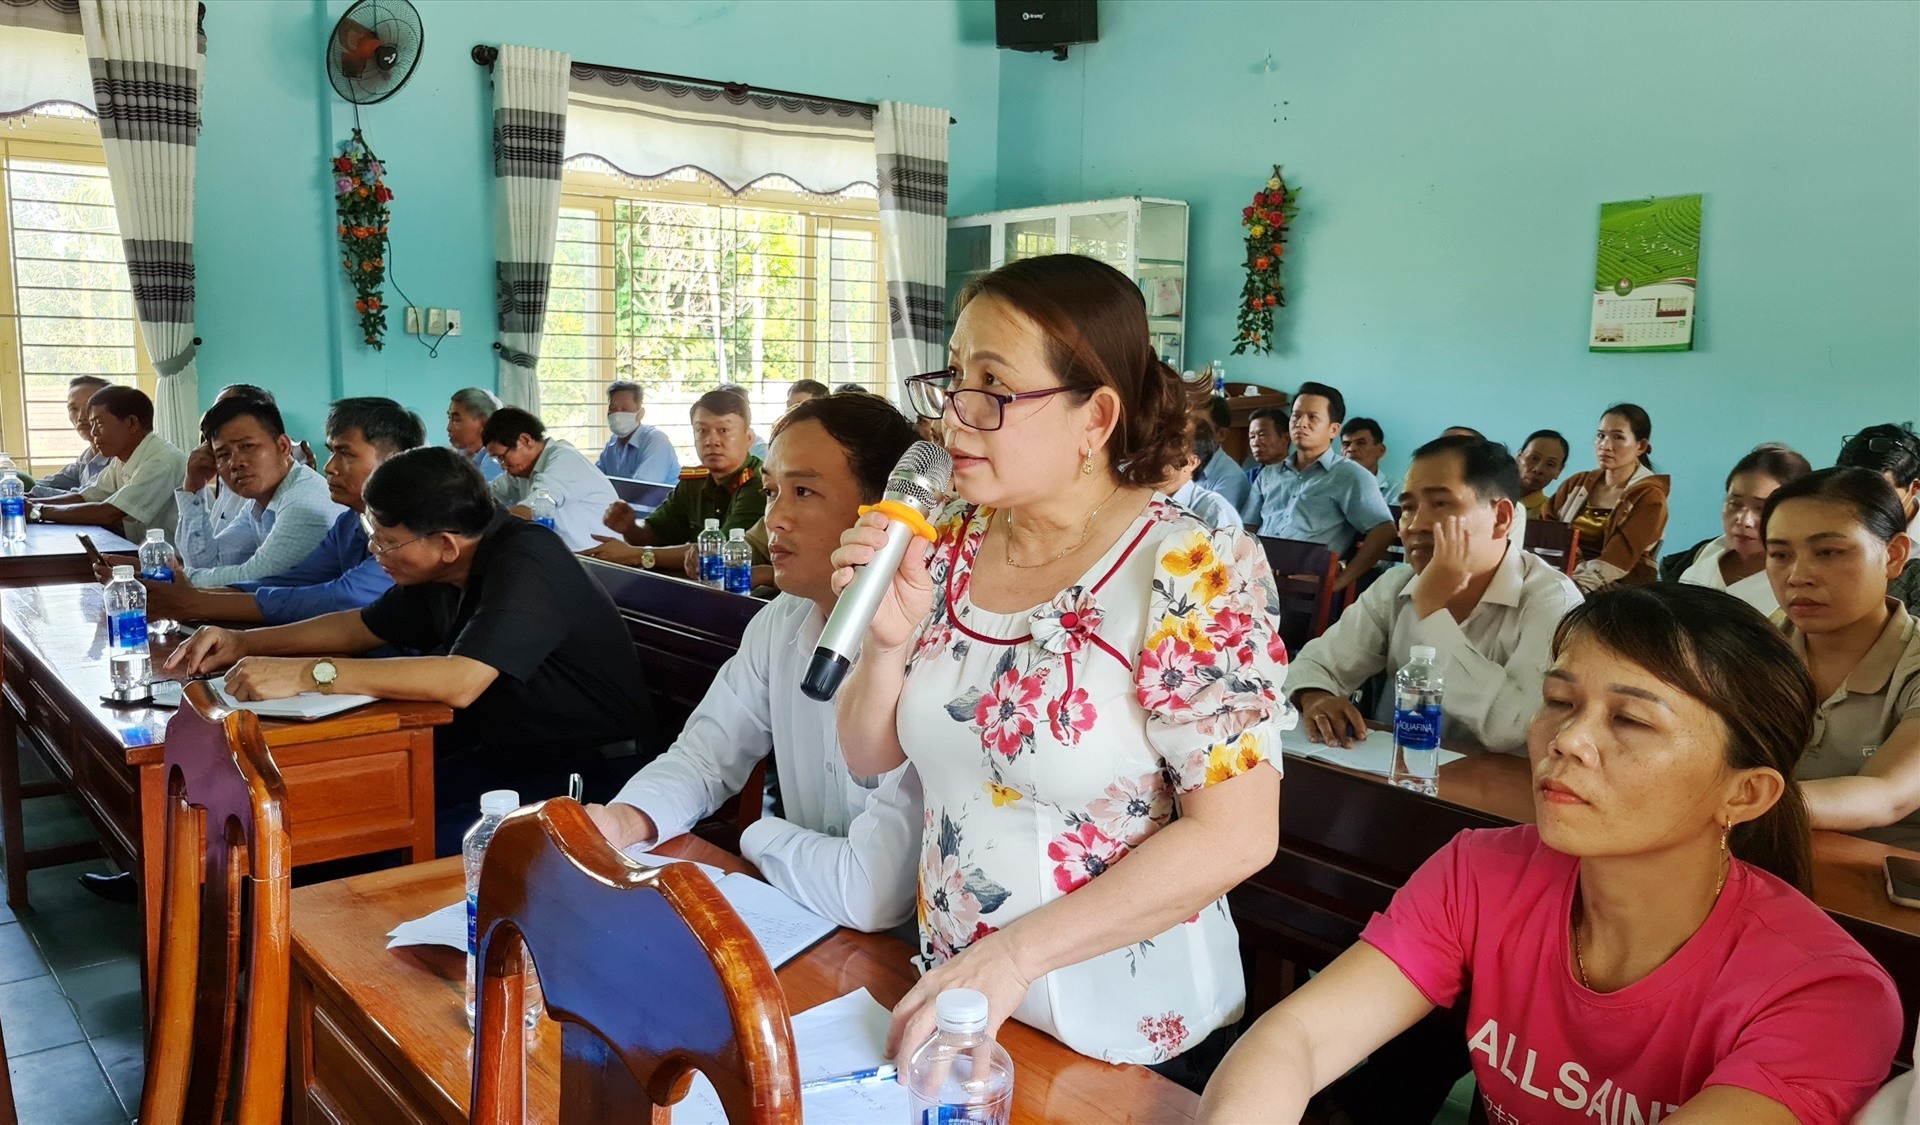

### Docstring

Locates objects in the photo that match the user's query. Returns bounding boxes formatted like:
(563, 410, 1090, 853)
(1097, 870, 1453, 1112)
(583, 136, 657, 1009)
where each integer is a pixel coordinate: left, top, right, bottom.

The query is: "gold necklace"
(1572, 856, 1727, 990)
(1001, 485, 1125, 570)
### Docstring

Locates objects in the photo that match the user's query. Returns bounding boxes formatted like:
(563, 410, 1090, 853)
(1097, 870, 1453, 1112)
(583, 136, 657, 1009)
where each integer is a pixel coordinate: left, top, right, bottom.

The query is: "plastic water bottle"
(527, 487, 557, 531)
(906, 988, 1014, 1125)
(723, 526, 752, 594)
(0, 467, 23, 546)
(138, 528, 176, 581)
(1210, 359, 1226, 397)
(463, 790, 543, 1030)
(696, 518, 725, 588)
(104, 565, 151, 695)
(1392, 645, 1444, 795)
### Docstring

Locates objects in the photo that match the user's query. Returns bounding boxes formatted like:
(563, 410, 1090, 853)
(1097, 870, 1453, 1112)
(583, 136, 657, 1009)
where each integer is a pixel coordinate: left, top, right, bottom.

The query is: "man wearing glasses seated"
(167, 446, 660, 854)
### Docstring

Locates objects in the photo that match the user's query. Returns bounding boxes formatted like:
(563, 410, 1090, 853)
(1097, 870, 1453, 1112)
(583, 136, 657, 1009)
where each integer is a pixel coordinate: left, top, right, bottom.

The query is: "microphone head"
(883, 441, 953, 515)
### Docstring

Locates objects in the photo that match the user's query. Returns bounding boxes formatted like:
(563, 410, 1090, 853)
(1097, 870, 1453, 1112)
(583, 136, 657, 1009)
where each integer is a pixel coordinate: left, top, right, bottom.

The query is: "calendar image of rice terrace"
(1594, 194, 1701, 291)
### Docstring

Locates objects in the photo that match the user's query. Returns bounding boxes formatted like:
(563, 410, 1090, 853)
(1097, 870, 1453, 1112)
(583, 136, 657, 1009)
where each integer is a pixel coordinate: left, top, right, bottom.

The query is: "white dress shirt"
(174, 462, 343, 588)
(1169, 479, 1241, 531)
(489, 438, 618, 551)
(612, 594, 922, 931)
(1287, 541, 1583, 753)
(80, 432, 188, 542)
(1678, 535, 1778, 616)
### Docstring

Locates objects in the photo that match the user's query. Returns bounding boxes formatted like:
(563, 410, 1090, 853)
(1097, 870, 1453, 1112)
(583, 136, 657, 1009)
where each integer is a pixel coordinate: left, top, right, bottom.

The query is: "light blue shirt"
(235, 508, 394, 625)
(1238, 445, 1395, 554)
(174, 461, 343, 587)
(491, 438, 619, 551)
(460, 444, 505, 483)
(1199, 448, 1251, 513)
(597, 425, 680, 483)
(1170, 479, 1241, 532)
(29, 447, 110, 496)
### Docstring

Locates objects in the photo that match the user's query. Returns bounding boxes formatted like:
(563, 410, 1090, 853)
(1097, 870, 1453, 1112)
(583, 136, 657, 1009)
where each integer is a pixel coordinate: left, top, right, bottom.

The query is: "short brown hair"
(692, 388, 750, 424)
(958, 254, 1205, 488)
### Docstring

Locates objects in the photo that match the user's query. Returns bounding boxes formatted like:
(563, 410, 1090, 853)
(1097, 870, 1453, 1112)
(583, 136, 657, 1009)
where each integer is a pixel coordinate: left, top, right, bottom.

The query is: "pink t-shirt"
(1362, 826, 1900, 1125)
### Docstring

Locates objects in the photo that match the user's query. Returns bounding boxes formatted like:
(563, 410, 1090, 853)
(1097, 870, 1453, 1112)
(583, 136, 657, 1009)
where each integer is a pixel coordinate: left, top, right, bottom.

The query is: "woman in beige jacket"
(1548, 403, 1671, 593)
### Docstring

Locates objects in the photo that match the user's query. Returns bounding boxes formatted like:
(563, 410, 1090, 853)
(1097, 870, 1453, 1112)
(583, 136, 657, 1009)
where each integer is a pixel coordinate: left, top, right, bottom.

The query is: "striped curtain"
(78, 0, 202, 451)
(874, 102, 949, 399)
(490, 44, 569, 414)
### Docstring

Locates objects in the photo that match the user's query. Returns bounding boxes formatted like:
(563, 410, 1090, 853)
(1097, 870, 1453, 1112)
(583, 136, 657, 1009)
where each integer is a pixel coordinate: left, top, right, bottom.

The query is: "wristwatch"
(640, 546, 656, 570)
(311, 659, 339, 695)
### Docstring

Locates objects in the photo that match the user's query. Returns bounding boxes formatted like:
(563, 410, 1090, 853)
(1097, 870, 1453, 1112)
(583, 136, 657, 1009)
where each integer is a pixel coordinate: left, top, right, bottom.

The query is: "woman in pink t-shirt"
(1202, 583, 1901, 1125)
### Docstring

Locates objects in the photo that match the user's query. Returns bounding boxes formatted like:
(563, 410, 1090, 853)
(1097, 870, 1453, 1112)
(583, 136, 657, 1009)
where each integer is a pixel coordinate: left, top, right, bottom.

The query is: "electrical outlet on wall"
(405, 307, 421, 334)
(427, 307, 446, 336)
(445, 309, 461, 336)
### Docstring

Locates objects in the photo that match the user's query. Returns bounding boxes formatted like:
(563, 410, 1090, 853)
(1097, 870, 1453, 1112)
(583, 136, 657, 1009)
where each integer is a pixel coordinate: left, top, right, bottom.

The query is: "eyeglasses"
(905, 370, 1079, 432)
(359, 511, 431, 557)
(1842, 431, 1920, 457)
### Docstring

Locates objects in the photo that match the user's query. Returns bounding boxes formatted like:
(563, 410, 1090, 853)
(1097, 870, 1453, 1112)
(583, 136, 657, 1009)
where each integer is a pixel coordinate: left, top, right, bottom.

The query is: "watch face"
(313, 661, 337, 683)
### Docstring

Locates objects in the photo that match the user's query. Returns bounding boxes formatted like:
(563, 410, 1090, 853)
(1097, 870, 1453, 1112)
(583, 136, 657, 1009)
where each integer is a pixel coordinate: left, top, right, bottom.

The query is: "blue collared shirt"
(1238, 445, 1395, 554)
(1200, 447, 1251, 513)
(597, 425, 680, 483)
(234, 508, 394, 625)
(461, 445, 504, 483)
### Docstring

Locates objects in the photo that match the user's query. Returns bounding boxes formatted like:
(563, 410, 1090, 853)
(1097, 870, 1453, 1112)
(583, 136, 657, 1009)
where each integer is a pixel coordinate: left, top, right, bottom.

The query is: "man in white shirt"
(481, 406, 619, 551)
(174, 396, 342, 587)
(586, 392, 924, 932)
(29, 386, 187, 541)
(1288, 435, 1582, 754)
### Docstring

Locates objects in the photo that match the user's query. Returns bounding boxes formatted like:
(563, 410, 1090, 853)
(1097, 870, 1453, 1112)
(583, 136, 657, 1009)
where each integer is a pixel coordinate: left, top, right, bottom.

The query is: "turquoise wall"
(994, 0, 1920, 538)
(194, 0, 1002, 445)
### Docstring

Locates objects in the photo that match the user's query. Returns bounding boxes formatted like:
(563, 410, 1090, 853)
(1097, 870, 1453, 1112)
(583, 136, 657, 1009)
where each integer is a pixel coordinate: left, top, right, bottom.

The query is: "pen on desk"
(567, 772, 583, 802)
(800, 1063, 897, 1092)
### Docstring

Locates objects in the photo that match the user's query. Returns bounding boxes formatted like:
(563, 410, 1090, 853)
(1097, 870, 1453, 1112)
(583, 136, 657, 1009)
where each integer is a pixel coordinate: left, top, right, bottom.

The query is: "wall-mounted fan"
(327, 0, 424, 106)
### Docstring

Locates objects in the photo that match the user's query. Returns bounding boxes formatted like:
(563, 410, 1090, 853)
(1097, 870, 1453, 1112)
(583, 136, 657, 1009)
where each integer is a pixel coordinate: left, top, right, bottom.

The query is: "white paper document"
(150, 676, 376, 721)
(671, 988, 907, 1124)
(385, 864, 836, 969)
(1280, 723, 1464, 777)
(620, 845, 729, 886)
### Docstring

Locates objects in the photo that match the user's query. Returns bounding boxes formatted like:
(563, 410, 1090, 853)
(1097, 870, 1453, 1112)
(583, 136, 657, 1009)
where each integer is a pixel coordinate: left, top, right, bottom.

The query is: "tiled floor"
(1, 741, 144, 1123)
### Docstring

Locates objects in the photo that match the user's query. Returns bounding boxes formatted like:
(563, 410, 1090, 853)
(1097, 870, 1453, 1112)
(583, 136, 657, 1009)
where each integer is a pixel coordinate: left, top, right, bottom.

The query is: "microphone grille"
(885, 441, 954, 513)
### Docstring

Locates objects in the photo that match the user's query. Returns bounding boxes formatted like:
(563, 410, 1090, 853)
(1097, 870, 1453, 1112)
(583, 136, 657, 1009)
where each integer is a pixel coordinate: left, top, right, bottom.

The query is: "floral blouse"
(898, 496, 1291, 1064)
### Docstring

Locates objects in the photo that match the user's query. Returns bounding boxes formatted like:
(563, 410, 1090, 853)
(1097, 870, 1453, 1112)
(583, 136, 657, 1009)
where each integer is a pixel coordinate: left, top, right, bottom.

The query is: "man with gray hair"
(446, 387, 505, 482)
(595, 379, 680, 481)
(29, 375, 114, 496)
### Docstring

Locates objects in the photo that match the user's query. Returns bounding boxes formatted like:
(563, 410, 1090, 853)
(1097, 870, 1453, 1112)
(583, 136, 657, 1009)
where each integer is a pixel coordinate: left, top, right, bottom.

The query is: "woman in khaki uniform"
(1765, 467, 1920, 850)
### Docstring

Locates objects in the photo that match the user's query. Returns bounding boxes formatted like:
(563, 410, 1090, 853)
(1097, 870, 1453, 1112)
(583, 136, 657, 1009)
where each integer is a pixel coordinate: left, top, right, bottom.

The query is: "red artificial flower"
(1265, 294, 1278, 307)
(375, 186, 394, 203)
(332, 156, 352, 173)
(354, 299, 367, 313)
(1252, 191, 1267, 207)
(1248, 297, 1262, 310)
(1266, 210, 1282, 225)
(367, 296, 381, 310)
(1255, 256, 1271, 271)
(1241, 206, 1255, 220)
(1271, 244, 1284, 255)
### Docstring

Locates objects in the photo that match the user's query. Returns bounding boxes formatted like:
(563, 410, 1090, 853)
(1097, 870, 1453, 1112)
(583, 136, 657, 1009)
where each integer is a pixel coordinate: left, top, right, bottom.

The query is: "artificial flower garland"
(332, 129, 393, 349)
(1233, 165, 1299, 355)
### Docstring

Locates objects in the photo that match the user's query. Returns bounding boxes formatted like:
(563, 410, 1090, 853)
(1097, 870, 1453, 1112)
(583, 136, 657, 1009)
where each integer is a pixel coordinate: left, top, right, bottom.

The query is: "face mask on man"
(608, 412, 639, 438)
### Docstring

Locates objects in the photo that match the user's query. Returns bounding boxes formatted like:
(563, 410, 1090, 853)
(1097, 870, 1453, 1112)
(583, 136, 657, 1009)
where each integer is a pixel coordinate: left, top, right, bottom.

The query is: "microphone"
(801, 441, 953, 702)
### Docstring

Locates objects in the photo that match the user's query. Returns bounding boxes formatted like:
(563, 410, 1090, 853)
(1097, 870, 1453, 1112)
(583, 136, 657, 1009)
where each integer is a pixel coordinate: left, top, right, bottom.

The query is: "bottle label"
(108, 610, 148, 650)
(533, 516, 556, 530)
(0, 497, 22, 519)
(724, 565, 751, 594)
(142, 565, 174, 582)
(467, 890, 479, 956)
(699, 553, 724, 583)
(1394, 704, 1442, 751)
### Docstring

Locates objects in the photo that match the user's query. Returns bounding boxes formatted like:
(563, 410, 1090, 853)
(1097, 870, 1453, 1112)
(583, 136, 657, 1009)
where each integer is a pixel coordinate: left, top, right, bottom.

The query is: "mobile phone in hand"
(1884, 855, 1920, 909)
(76, 533, 104, 569)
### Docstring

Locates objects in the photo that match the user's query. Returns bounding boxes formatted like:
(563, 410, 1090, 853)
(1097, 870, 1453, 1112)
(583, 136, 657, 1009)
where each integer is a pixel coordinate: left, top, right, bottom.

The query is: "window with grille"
(543, 166, 888, 459)
(0, 112, 153, 476)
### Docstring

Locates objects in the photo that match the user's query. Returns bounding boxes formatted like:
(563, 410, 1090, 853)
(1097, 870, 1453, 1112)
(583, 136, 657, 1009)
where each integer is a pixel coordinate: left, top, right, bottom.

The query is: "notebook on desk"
(149, 677, 377, 722)
(1280, 723, 1465, 777)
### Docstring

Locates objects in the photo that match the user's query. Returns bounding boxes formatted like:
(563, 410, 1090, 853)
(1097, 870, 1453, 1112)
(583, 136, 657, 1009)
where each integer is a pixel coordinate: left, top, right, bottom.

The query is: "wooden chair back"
(144, 681, 292, 1125)
(471, 798, 801, 1124)
(1522, 519, 1580, 577)
(1260, 536, 1344, 657)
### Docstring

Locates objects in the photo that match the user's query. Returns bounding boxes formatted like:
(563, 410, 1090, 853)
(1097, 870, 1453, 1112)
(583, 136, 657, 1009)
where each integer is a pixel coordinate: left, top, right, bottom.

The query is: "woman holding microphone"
(832, 254, 1289, 1082)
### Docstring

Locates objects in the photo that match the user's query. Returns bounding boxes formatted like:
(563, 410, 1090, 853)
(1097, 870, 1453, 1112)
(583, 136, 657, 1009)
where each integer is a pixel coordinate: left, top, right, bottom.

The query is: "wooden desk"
(1237, 740, 1920, 1059)
(289, 836, 1199, 1123)
(0, 582, 452, 995)
(0, 523, 135, 586)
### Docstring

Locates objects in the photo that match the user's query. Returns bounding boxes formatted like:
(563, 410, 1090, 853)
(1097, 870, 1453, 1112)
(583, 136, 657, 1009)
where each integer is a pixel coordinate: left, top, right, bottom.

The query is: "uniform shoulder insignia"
(678, 465, 708, 480)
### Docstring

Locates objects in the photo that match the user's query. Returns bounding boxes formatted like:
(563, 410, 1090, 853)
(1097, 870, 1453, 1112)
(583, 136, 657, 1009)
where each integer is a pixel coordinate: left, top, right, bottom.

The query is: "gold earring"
(1081, 448, 1095, 475)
